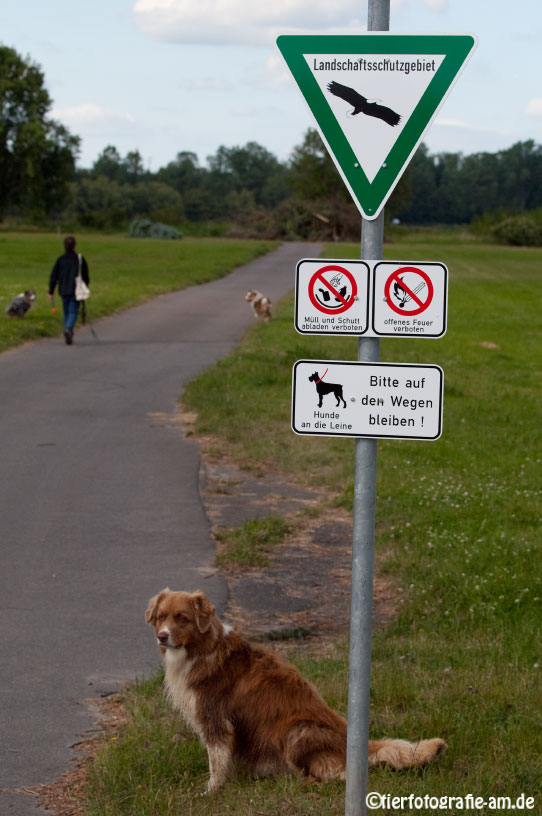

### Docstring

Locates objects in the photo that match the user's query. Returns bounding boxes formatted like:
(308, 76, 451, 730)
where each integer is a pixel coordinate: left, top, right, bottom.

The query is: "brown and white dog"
(245, 289, 272, 322)
(146, 588, 447, 793)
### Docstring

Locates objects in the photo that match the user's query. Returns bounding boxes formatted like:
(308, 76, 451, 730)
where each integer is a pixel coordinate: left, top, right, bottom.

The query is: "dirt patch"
(199, 451, 399, 651)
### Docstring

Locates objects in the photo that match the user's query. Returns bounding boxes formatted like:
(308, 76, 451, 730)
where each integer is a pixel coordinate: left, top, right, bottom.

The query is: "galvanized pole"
(345, 2, 389, 815)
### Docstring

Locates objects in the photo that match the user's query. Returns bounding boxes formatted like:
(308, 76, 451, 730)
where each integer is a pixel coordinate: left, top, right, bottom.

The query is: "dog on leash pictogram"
(309, 370, 347, 408)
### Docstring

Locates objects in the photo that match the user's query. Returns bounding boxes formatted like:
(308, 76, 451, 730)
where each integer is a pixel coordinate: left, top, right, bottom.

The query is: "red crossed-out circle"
(384, 266, 434, 316)
(308, 265, 357, 315)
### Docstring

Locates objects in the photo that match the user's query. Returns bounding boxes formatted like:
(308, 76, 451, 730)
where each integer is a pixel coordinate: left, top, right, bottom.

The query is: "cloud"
(51, 104, 135, 126)
(422, 0, 447, 11)
(178, 77, 232, 91)
(525, 98, 542, 116)
(228, 103, 281, 118)
(434, 118, 510, 140)
(244, 54, 292, 90)
(132, 0, 367, 45)
(435, 117, 472, 129)
(132, 0, 449, 45)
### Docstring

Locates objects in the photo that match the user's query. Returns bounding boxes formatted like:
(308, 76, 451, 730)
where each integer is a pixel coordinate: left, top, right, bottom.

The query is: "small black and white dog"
(5, 290, 36, 318)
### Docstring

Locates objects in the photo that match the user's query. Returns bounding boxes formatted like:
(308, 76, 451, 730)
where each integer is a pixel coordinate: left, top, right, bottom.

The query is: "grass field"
(84, 232, 541, 814)
(0, 232, 276, 352)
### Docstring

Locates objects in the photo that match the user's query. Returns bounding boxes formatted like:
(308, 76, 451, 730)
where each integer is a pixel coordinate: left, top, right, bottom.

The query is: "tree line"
(3, 44, 542, 242)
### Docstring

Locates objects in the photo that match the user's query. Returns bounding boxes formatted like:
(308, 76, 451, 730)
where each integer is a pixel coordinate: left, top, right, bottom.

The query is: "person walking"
(48, 235, 90, 345)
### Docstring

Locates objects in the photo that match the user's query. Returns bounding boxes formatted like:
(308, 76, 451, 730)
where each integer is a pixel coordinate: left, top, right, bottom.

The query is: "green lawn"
(0, 232, 276, 352)
(85, 232, 541, 814)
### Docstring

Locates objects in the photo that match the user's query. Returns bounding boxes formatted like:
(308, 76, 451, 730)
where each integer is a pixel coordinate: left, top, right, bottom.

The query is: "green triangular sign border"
(277, 33, 477, 220)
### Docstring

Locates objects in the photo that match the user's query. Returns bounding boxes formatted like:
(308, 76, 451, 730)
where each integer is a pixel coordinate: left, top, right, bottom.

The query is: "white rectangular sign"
(295, 258, 447, 338)
(295, 259, 370, 334)
(371, 261, 447, 337)
(292, 360, 443, 440)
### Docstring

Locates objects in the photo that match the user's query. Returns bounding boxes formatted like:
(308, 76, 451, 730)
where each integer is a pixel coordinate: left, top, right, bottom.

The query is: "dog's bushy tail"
(368, 738, 447, 769)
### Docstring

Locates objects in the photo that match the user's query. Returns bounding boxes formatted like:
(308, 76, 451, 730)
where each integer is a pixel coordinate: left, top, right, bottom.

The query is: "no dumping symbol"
(384, 266, 434, 317)
(308, 264, 358, 315)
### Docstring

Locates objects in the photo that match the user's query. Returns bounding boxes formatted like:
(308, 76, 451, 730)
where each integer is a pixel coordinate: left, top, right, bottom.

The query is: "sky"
(1, 0, 541, 171)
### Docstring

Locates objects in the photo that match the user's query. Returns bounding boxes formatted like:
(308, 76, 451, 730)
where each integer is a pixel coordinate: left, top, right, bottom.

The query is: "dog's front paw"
(204, 777, 223, 795)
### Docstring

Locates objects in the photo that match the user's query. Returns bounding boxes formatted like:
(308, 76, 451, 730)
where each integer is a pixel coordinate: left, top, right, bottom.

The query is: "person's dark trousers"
(61, 296, 80, 332)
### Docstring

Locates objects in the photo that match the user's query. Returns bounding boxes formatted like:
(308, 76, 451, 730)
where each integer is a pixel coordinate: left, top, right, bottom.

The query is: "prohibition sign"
(384, 266, 434, 317)
(308, 264, 358, 315)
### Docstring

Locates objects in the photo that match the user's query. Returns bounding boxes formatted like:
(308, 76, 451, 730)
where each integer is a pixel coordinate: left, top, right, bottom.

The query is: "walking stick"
(80, 301, 98, 340)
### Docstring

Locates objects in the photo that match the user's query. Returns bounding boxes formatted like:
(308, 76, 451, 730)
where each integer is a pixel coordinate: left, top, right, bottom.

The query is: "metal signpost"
(277, 2, 476, 814)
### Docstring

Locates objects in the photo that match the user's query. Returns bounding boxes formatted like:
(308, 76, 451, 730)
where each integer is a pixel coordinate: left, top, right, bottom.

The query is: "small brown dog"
(245, 289, 272, 322)
(146, 588, 447, 793)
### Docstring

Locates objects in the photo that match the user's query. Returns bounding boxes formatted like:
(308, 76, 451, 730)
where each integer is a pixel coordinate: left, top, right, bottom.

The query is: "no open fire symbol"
(384, 266, 434, 317)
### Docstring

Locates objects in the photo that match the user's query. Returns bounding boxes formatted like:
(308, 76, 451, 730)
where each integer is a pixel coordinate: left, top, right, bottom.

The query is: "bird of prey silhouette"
(327, 81, 401, 127)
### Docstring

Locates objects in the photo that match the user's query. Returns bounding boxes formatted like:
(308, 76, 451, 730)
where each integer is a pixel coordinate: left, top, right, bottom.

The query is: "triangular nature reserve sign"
(277, 34, 477, 220)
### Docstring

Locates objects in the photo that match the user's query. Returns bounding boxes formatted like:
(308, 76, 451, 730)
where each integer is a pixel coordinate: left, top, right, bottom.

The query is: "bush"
(129, 219, 183, 239)
(491, 211, 542, 246)
(471, 208, 542, 246)
(271, 197, 360, 242)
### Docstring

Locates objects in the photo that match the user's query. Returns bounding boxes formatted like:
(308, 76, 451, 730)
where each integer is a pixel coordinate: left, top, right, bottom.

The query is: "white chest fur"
(164, 648, 201, 737)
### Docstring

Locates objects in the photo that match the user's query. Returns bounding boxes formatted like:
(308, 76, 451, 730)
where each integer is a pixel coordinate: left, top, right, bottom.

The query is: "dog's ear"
(145, 588, 170, 624)
(191, 590, 215, 633)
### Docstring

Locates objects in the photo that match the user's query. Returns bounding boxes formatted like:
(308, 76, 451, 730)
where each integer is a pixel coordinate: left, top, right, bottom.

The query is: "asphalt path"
(0, 241, 321, 814)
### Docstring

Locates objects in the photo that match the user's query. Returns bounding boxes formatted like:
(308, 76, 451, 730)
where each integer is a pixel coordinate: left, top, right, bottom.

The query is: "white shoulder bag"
(75, 253, 90, 301)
